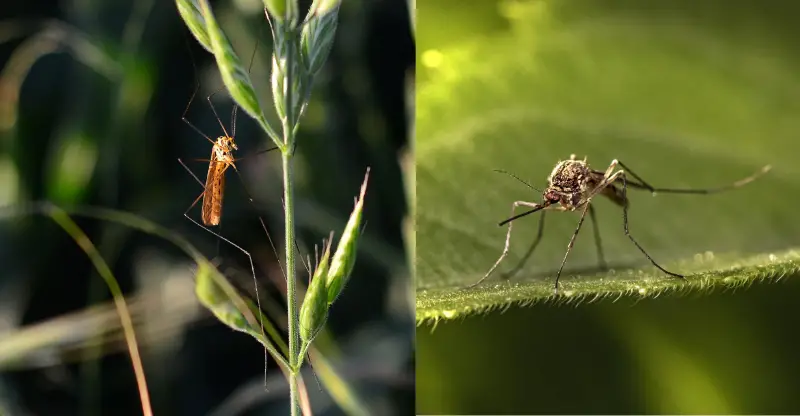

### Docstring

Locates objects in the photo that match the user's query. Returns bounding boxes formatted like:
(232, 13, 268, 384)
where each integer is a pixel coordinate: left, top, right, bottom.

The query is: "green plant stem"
(283, 149, 300, 415)
(281, 29, 300, 415)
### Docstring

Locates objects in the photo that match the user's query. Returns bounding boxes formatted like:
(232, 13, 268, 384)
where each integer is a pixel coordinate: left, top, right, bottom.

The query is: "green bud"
(175, 0, 213, 53)
(300, 2, 339, 76)
(299, 234, 333, 344)
(262, 0, 286, 22)
(326, 167, 370, 304)
(270, 55, 287, 122)
(268, 16, 309, 128)
(197, 0, 266, 128)
(307, 0, 342, 18)
(195, 261, 262, 339)
(265, 0, 300, 26)
(195, 260, 290, 370)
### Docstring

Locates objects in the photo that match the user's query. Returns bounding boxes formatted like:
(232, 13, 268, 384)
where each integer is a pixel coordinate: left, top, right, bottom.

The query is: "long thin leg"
(469, 200, 543, 288)
(588, 204, 607, 270)
(178, 158, 206, 188)
(181, 85, 218, 147)
(554, 203, 591, 294)
(503, 211, 546, 279)
(619, 173, 684, 278)
(231, 146, 281, 163)
(177, 157, 270, 386)
(613, 161, 771, 195)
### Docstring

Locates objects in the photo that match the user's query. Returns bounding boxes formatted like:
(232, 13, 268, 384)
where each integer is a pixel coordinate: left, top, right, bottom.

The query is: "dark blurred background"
(0, 0, 414, 415)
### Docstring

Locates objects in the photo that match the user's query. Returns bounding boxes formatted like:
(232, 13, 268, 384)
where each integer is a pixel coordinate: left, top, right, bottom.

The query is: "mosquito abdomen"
(201, 159, 226, 226)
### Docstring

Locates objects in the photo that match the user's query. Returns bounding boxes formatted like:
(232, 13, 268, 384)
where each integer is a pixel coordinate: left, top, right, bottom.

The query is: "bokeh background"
(417, 0, 800, 414)
(0, 0, 414, 415)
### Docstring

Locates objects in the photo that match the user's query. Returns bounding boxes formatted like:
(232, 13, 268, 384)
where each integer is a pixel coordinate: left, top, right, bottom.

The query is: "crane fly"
(178, 29, 282, 389)
(179, 43, 279, 228)
(469, 154, 772, 295)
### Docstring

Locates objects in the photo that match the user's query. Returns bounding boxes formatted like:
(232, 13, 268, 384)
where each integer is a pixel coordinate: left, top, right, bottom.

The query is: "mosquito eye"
(544, 192, 560, 203)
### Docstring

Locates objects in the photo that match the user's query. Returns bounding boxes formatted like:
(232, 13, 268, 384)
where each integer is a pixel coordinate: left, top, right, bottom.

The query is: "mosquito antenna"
(498, 202, 551, 227)
(493, 169, 542, 193)
(616, 162, 772, 195)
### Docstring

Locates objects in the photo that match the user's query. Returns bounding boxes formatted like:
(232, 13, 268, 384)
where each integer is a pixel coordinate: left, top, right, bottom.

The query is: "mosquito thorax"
(548, 159, 592, 193)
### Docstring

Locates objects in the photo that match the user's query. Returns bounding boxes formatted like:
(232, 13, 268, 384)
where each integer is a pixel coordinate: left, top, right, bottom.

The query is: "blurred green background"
(0, 0, 414, 415)
(417, 0, 800, 413)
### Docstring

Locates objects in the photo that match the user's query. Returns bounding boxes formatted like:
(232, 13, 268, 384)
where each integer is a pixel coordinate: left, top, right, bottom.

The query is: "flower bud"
(299, 235, 333, 344)
(263, 0, 287, 22)
(326, 167, 370, 304)
(300, 1, 339, 75)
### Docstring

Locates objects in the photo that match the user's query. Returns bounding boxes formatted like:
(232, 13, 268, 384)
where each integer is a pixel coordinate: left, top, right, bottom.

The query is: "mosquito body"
(471, 154, 772, 294)
(198, 135, 237, 226)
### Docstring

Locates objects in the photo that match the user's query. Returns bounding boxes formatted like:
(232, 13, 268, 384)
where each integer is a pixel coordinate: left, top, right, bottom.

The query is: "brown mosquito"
(469, 154, 772, 295)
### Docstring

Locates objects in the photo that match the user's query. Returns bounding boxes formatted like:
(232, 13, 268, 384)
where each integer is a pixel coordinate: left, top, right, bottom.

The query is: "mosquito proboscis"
(470, 154, 772, 295)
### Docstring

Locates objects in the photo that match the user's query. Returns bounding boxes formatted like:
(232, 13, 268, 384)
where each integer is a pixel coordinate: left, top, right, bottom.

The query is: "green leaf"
(416, 3, 800, 323)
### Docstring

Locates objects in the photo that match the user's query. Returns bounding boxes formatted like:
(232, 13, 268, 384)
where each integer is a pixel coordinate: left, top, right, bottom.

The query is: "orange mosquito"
(180, 104, 269, 227)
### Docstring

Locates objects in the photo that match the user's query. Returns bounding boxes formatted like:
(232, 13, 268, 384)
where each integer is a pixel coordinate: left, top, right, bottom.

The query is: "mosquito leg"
(177, 158, 205, 188)
(554, 203, 591, 295)
(469, 200, 543, 288)
(503, 211, 546, 279)
(181, 74, 219, 147)
(178, 158, 269, 382)
(619, 173, 685, 279)
(231, 146, 281, 163)
(603, 159, 619, 179)
(616, 160, 771, 195)
(588, 204, 607, 270)
(615, 161, 656, 192)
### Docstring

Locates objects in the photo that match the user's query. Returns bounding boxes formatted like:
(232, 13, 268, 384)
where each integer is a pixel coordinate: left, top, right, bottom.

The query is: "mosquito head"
(213, 136, 237, 150)
(223, 136, 238, 150)
(212, 136, 237, 162)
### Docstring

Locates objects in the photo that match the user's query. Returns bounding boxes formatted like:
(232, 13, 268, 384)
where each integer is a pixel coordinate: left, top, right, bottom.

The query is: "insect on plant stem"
(470, 154, 772, 295)
(178, 26, 284, 386)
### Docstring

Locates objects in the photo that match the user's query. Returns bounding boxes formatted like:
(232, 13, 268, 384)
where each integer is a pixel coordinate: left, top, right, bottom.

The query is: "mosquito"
(469, 154, 772, 295)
